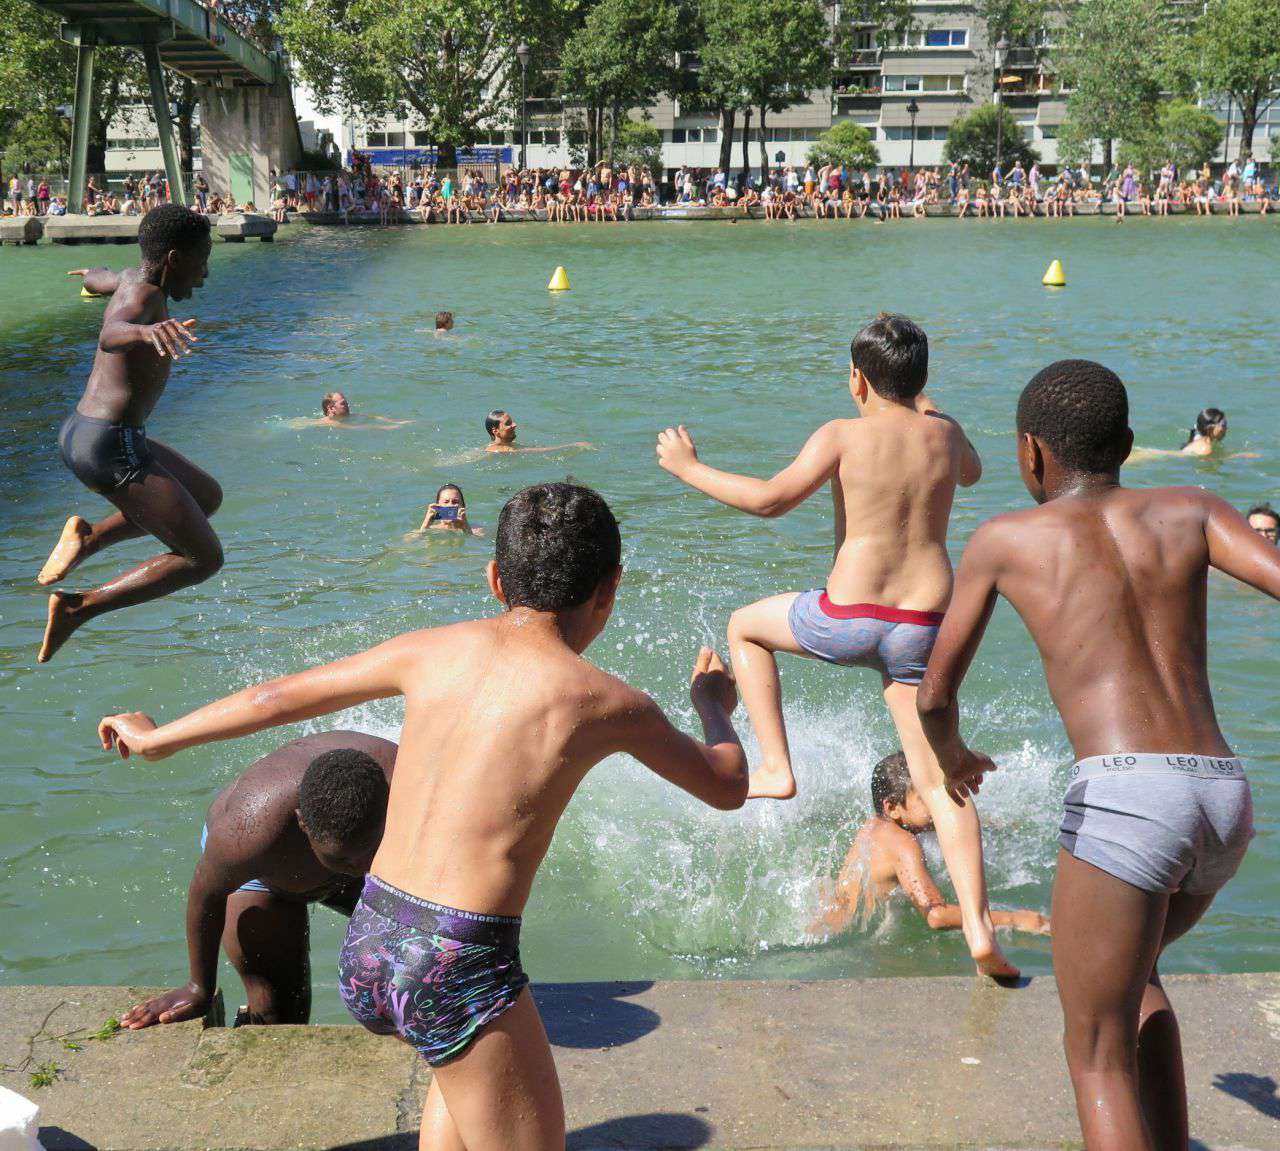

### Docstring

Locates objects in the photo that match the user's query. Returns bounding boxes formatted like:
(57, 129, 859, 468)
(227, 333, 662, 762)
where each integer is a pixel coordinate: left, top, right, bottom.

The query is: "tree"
(1120, 100, 1223, 175)
(942, 103, 1039, 174)
(1055, 0, 1165, 168)
(1167, 0, 1280, 158)
(613, 119, 663, 179)
(807, 122, 880, 169)
(699, 0, 831, 180)
(559, 0, 679, 166)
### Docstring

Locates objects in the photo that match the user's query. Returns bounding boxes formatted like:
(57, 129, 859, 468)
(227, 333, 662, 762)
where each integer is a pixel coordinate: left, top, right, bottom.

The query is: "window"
(1039, 124, 1058, 139)
(881, 125, 949, 141)
(668, 128, 686, 143)
(883, 75, 922, 92)
(923, 74, 966, 92)
(890, 28, 967, 48)
(412, 131, 433, 146)
(366, 132, 386, 146)
(704, 128, 718, 143)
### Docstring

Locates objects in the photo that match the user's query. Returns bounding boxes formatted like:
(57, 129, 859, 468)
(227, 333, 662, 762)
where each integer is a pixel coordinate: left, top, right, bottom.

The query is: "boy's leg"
(38, 439, 222, 585)
(420, 1076, 466, 1151)
(882, 680, 1018, 979)
(726, 592, 809, 799)
(1052, 849, 1173, 1151)
(39, 445, 225, 662)
(221, 890, 313, 1024)
(426, 989, 564, 1151)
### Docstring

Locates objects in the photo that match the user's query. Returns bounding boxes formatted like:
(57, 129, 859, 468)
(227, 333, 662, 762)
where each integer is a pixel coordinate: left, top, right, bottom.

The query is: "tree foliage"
(1120, 100, 1223, 175)
(613, 120, 663, 178)
(942, 102, 1039, 173)
(807, 122, 880, 169)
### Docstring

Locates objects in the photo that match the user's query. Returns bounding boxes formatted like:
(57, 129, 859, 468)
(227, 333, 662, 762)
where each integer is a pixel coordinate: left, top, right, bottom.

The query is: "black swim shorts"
(59, 411, 154, 494)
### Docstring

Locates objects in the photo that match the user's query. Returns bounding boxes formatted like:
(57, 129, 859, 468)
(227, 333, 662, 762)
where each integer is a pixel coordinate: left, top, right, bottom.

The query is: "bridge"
(29, 0, 294, 211)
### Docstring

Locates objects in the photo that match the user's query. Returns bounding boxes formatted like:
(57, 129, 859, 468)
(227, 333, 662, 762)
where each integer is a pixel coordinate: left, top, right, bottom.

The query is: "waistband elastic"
(1069, 753, 1246, 786)
(67, 410, 146, 434)
(361, 874, 522, 945)
(817, 593, 945, 627)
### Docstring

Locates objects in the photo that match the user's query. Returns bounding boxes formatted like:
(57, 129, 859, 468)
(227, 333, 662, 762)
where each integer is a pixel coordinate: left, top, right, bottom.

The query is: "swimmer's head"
(435, 311, 454, 331)
(870, 751, 930, 831)
(849, 313, 929, 404)
(138, 204, 211, 300)
(435, 483, 465, 508)
(1187, 407, 1227, 445)
(486, 409, 517, 444)
(296, 748, 390, 875)
(1247, 503, 1279, 545)
(1016, 360, 1133, 501)
(490, 482, 622, 650)
(322, 391, 351, 419)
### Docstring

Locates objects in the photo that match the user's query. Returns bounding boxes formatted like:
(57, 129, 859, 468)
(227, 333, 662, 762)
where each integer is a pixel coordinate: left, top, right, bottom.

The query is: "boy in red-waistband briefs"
(656, 312, 1017, 979)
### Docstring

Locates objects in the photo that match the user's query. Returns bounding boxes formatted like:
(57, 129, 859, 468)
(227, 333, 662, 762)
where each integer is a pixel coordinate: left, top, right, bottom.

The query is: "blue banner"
(364, 146, 513, 166)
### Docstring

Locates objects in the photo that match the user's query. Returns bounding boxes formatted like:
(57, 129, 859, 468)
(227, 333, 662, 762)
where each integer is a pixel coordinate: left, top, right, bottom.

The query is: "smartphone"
(433, 505, 459, 521)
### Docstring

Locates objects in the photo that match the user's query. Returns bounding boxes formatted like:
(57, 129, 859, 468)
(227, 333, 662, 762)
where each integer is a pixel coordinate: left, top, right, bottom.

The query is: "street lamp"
(515, 42, 531, 171)
(994, 35, 1009, 181)
(906, 98, 920, 169)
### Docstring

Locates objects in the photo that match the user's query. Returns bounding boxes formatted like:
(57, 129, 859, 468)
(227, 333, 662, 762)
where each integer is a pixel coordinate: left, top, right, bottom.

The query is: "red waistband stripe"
(817, 593, 945, 627)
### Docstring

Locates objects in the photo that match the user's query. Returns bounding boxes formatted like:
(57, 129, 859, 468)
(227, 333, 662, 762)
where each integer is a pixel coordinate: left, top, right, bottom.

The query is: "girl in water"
(415, 483, 483, 536)
(1182, 408, 1228, 456)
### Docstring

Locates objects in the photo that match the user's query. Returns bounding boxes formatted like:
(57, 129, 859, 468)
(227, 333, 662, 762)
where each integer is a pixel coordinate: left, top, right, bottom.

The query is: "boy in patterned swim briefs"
(656, 312, 1018, 979)
(99, 482, 748, 1151)
(918, 361, 1277, 1150)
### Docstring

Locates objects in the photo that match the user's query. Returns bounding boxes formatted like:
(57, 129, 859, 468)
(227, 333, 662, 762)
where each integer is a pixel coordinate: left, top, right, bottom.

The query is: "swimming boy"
(122, 730, 397, 1030)
(435, 311, 454, 332)
(917, 360, 1274, 1150)
(37, 205, 216, 664)
(99, 482, 747, 1150)
(657, 312, 1017, 978)
(484, 408, 590, 454)
(814, 750, 1050, 940)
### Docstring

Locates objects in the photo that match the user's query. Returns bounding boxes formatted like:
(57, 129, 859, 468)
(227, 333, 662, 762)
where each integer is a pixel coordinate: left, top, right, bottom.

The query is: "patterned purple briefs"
(338, 874, 528, 1066)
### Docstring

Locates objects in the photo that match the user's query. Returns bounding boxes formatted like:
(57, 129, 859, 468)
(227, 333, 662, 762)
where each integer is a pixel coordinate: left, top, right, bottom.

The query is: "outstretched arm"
(98, 281, 199, 359)
(916, 521, 1004, 796)
(1204, 494, 1280, 599)
(69, 267, 122, 296)
(656, 423, 841, 518)
(99, 632, 422, 759)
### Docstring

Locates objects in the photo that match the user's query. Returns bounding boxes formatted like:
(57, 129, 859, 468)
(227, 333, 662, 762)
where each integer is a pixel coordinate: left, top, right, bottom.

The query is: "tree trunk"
(757, 104, 769, 181)
(177, 78, 197, 173)
(1101, 137, 1112, 170)
(740, 107, 752, 179)
(718, 106, 735, 172)
(1238, 97, 1257, 158)
(608, 103, 619, 165)
(438, 142, 458, 168)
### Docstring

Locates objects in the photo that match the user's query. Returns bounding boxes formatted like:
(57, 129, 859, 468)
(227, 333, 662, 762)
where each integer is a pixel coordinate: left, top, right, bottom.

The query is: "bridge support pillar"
(197, 82, 303, 210)
(142, 42, 187, 207)
(68, 34, 97, 213)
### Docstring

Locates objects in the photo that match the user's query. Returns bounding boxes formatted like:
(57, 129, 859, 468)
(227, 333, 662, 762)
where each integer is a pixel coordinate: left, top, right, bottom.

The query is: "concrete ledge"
(213, 212, 278, 243)
(0, 217, 44, 245)
(2, 975, 1277, 1149)
(41, 214, 141, 244)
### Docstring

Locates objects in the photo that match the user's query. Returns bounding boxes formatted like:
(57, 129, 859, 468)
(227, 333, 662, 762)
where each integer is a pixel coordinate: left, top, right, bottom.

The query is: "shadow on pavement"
(1213, 1071, 1280, 1119)
(567, 1111, 712, 1149)
(537, 981, 660, 1050)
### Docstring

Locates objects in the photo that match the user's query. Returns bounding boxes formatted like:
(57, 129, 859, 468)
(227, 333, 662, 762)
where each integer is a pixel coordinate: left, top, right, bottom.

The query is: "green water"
(0, 220, 1276, 1022)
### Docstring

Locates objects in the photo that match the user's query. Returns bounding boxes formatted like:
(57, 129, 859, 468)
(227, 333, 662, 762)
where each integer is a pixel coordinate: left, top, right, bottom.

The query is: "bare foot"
(747, 762, 797, 800)
(971, 937, 1021, 981)
(38, 592, 84, 663)
(37, 516, 92, 585)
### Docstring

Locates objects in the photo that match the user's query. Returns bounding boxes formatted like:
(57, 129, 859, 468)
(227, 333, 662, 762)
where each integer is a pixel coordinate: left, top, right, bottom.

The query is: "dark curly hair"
(870, 750, 912, 815)
(297, 748, 389, 845)
(495, 482, 620, 611)
(1016, 360, 1130, 473)
(138, 204, 210, 263)
(850, 313, 929, 401)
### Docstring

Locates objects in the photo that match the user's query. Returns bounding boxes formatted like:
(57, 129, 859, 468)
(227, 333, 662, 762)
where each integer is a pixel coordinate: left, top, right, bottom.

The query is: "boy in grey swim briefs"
(657, 313, 1021, 980)
(918, 360, 1277, 1151)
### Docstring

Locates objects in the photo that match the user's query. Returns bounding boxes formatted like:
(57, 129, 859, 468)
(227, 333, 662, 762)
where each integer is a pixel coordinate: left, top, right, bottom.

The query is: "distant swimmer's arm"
(917, 521, 1004, 799)
(68, 267, 122, 295)
(656, 422, 840, 517)
(613, 648, 748, 811)
(98, 633, 422, 759)
(1204, 493, 1280, 600)
(510, 442, 593, 454)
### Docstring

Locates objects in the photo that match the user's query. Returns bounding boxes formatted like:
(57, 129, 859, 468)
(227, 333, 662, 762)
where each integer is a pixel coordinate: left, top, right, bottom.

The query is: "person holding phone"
(417, 483, 482, 536)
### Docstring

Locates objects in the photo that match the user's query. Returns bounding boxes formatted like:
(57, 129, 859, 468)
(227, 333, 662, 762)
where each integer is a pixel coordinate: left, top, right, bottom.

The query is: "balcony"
(834, 88, 883, 112)
(1003, 47, 1041, 67)
(845, 48, 881, 67)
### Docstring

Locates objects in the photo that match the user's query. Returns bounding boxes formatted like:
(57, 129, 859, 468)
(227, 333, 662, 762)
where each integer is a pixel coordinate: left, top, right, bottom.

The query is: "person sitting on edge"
(917, 360, 1276, 1151)
(434, 310, 454, 333)
(813, 750, 1050, 940)
(36, 207, 216, 664)
(656, 312, 1020, 980)
(415, 483, 483, 536)
(121, 731, 397, 1029)
(98, 482, 748, 1151)
(484, 409, 590, 454)
(1246, 502, 1279, 545)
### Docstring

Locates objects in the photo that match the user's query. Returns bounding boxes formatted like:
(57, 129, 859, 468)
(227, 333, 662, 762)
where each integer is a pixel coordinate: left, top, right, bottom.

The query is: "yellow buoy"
(80, 285, 102, 298)
(547, 266, 570, 292)
(1042, 259, 1066, 287)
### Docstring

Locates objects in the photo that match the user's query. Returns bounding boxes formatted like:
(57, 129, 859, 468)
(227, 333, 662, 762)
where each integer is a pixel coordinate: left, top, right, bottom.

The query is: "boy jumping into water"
(656, 313, 1017, 978)
(37, 204, 216, 663)
(99, 482, 748, 1151)
(918, 361, 1275, 1150)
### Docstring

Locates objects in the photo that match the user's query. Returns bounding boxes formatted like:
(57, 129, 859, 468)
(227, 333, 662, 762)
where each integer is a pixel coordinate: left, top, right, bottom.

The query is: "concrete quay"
(2, 974, 1278, 1150)
(0, 214, 277, 246)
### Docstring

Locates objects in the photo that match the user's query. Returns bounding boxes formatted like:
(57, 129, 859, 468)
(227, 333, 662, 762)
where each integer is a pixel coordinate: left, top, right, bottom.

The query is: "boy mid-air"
(99, 482, 748, 1151)
(37, 204, 217, 663)
(814, 750, 1050, 940)
(918, 361, 1274, 1150)
(656, 313, 1017, 978)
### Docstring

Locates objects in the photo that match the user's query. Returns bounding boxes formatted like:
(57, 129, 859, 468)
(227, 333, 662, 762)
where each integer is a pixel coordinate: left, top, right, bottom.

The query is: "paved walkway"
(2, 975, 1277, 1149)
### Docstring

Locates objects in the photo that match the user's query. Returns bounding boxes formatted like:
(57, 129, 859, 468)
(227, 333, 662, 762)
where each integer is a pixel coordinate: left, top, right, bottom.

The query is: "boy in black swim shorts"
(37, 205, 218, 663)
(919, 360, 1278, 1149)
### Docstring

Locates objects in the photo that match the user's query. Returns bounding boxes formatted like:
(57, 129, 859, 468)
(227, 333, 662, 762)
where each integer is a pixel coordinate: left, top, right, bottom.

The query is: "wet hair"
(298, 748, 389, 845)
(870, 750, 913, 815)
(495, 482, 621, 611)
(435, 482, 465, 506)
(1016, 360, 1130, 473)
(321, 391, 345, 416)
(435, 311, 454, 330)
(485, 409, 507, 439)
(1247, 503, 1279, 526)
(850, 313, 929, 401)
(1185, 407, 1226, 447)
(137, 204, 210, 263)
